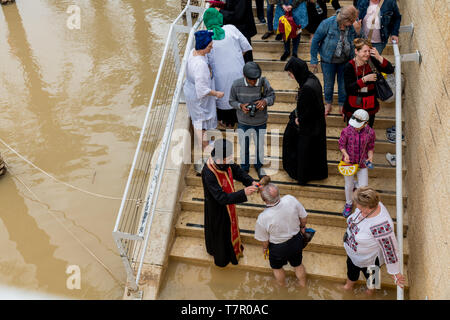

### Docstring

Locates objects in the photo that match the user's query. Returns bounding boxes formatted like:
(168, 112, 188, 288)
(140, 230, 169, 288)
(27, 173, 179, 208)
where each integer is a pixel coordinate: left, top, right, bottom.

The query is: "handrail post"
(393, 40, 403, 300)
(392, 32, 421, 300)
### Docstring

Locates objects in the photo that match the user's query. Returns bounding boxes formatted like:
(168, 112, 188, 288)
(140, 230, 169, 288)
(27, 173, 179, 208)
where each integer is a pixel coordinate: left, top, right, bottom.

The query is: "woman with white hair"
(310, 5, 362, 116)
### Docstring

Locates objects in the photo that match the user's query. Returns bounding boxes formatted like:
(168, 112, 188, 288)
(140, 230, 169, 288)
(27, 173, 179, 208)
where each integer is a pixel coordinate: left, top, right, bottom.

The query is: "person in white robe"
(183, 30, 224, 173)
(203, 7, 252, 129)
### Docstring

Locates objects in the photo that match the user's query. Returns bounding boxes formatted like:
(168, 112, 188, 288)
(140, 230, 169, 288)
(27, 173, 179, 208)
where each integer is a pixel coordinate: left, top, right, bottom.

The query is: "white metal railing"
(112, 0, 206, 295)
(393, 23, 421, 300)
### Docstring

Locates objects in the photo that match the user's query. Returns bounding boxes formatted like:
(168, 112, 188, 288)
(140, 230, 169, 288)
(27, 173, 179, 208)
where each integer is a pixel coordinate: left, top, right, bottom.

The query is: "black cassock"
(283, 58, 328, 185)
(201, 163, 254, 267)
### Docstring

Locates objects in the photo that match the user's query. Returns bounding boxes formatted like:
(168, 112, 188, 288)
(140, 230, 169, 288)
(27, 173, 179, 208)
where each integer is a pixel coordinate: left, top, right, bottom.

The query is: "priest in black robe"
(282, 57, 328, 185)
(201, 139, 258, 267)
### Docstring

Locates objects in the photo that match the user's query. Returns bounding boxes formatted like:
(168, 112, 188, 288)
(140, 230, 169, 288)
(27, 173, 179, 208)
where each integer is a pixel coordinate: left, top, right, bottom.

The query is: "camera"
(247, 104, 257, 117)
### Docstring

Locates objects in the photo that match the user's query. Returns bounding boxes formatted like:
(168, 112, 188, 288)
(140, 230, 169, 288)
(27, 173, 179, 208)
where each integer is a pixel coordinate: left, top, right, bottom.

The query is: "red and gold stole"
(206, 158, 243, 261)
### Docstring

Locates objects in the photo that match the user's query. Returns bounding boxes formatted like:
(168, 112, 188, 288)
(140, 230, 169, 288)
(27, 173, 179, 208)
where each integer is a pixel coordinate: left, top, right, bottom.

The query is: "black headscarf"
(284, 56, 314, 87)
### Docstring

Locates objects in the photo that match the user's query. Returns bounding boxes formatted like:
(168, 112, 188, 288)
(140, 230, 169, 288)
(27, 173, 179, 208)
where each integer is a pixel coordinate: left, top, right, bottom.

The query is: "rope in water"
(0, 137, 142, 203)
(4, 161, 126, 289)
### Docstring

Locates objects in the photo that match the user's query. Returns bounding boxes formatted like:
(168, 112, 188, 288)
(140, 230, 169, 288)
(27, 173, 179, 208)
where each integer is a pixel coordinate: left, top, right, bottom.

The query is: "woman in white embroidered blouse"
(342, 186, 405, 294)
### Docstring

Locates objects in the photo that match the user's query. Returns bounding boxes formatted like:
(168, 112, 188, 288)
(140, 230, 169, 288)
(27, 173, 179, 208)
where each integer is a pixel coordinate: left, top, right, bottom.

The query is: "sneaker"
(386, 153, 396, 167)
(261, 31, 274, 40)
(342, 203, 353, 218)
(275, 34, 282, 41)
(280, 51, 290, 61)
(386, 131, 404, 143)
(386, 125, 396, 134)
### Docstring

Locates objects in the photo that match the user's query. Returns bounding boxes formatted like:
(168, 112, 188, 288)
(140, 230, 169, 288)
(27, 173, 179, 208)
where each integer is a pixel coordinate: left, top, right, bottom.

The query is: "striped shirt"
(338, 125, 376, 168)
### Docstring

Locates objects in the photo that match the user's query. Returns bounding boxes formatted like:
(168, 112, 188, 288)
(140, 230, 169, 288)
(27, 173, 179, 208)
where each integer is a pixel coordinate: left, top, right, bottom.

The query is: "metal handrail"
(392, 24, 421, 300)
(114, 1, 193, 237)
(392, 39, 404, 300)
(112, 0, 207, 294)
(134, 5, 207, 287)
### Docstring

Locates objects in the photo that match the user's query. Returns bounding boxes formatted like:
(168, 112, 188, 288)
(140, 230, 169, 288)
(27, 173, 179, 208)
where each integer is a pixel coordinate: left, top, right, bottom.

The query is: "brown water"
(0, 0, 179, 299)
(158, 261, 398, 300)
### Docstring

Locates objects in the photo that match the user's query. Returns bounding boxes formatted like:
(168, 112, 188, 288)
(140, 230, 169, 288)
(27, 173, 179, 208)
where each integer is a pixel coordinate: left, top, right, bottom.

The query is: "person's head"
(336, 6, 359, 28)
(202, 7, 225, 40)
(260, 183, 280, 205)
(352, 186, 380, 212)
(211, 139, 234, 168)
(194, 30, 214, 54)
(354, 38, 373, 62)
(349, 109, 369, 131)
(243, 62, 262, 86)
(284, 56, 311, 86)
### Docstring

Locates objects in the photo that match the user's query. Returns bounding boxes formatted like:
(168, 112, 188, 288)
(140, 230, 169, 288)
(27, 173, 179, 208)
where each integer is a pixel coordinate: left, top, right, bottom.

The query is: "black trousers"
(255, 0, 265, 20)
(346, 256, 380, 282)
(329, 0, 359, 10)
(244, 38, 254, 63)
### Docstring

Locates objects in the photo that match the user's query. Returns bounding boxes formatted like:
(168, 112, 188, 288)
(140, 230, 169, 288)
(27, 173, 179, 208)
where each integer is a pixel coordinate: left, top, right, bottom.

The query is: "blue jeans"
(321, 61, 347, 106)
(371, 42, 387, 55)
(266, 0, 275, 32)
(237, 123, 267, 171)
(284, 34, 301, 55)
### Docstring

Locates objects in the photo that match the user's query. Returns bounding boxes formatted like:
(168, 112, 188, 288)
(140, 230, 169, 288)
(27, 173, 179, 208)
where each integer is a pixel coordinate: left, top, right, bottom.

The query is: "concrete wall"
(399, 0, 450, 300)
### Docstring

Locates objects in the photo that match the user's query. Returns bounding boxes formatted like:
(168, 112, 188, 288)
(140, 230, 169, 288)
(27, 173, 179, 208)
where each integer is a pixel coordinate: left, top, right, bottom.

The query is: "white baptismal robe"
(183, 49, 217, 130)
(208, 24, 252, 110)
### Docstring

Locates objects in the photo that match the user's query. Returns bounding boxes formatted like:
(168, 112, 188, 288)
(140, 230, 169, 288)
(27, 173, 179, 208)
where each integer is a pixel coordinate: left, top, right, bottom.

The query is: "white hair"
(260, 183, 280, 205)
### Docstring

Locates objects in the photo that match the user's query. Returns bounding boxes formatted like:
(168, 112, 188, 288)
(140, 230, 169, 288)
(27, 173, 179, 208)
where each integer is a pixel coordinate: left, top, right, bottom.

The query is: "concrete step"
(267, 102, 402, 128)
(229, 143, 406, 179)
(211, 123, 405, 154)
(254, 51, 395, 72)
(251, 39, 394, 56)
(170, 235, 409, 289)
(175, 210, 409, 260)
(207, 133, 405, 178)
(185, 165, 407, 206)
(252, 3, 338, 22)
(264, 69, 396, 93)
(179, 186, 409, 230)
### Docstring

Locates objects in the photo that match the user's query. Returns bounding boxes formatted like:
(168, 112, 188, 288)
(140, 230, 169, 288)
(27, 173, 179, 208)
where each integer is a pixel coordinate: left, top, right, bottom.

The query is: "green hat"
(202, 8, 225, 41)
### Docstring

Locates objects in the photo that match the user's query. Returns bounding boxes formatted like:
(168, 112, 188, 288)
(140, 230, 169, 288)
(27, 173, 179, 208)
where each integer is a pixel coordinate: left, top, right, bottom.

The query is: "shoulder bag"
(367, 58, 393, 101)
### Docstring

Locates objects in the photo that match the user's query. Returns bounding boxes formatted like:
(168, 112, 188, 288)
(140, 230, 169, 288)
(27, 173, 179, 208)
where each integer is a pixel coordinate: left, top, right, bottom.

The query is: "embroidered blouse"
(344, 202, 401, 275)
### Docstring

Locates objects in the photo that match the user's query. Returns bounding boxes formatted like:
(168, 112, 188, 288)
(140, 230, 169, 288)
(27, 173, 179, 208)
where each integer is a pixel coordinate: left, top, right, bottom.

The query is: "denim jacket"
(358, 0, 402, 43)
(273, 0, 309, 32)
(310, 15, 360, 65)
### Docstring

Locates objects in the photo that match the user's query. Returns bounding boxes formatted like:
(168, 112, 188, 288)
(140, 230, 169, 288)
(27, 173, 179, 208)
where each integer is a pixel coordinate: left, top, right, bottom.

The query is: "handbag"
(338, 161, 359, 176)
(301, 228, 316, 249)
(367, 58, 394, 101)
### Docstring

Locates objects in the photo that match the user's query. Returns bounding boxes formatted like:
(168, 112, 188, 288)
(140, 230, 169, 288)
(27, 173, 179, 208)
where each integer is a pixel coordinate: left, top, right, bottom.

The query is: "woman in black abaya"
(283, 57, 328, 185)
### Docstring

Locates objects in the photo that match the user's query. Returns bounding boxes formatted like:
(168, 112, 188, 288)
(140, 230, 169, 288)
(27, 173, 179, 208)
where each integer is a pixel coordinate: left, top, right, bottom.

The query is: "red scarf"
(207, 158, 243, 261)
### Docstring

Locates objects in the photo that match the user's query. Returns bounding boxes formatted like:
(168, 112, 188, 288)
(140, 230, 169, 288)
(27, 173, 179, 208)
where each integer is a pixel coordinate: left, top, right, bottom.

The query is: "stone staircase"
(169, 1, 409, 291)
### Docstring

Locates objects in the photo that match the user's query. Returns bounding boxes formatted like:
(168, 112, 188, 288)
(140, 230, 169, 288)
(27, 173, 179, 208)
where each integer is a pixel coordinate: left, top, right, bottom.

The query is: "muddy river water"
(0, 0, 179, 299)
(0, 0, 396, 300)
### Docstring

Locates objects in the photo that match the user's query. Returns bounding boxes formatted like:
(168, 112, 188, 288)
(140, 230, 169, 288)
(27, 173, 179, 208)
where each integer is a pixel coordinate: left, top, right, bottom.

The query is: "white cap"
(349, 109, 370, 129)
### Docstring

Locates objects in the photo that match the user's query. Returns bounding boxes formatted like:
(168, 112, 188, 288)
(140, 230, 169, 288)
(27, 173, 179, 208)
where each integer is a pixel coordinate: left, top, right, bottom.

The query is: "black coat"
(201, 163, 254, 267)
(283, 57, 328, 185)
(221, 0, 257, 39)
(305, 0, 328, 34)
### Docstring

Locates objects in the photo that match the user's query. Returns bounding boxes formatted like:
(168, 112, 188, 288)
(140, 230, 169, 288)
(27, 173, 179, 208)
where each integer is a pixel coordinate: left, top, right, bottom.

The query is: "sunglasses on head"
(351, 116, 367, 123)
